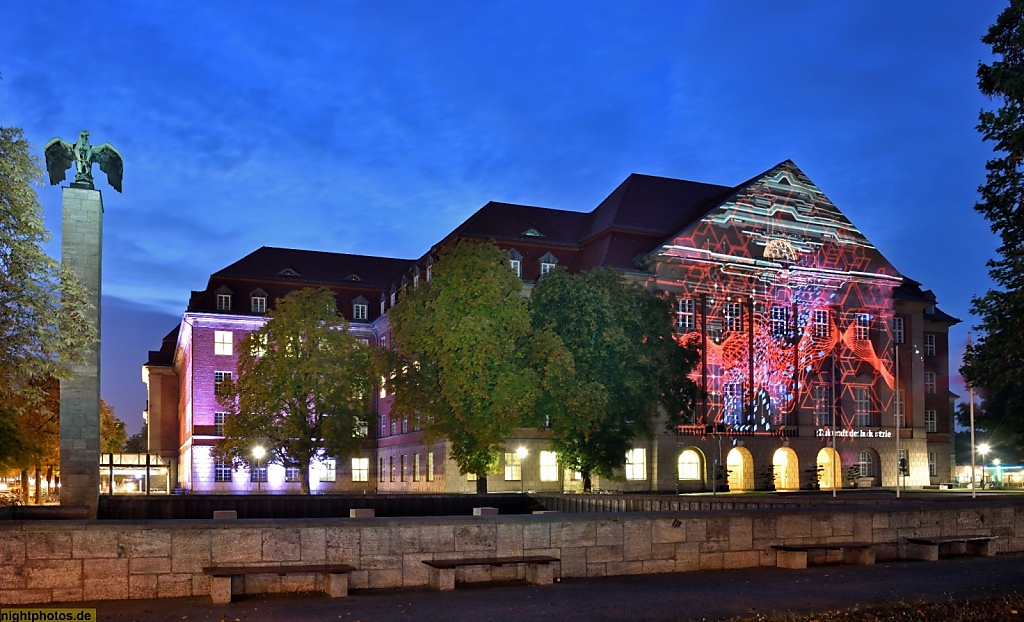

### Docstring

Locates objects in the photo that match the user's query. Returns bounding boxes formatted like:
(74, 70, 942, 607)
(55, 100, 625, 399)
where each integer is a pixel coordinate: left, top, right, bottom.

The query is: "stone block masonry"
(60, 186, 103, 518)
(1, 501, 1023, 605)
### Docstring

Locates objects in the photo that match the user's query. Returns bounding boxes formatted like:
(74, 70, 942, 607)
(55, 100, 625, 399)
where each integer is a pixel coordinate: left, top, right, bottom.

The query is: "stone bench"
(771, 542, 881, 569)
(203, 564, 356, 603)
(422, 555, 559, 590)
(905, 536, 997, 561)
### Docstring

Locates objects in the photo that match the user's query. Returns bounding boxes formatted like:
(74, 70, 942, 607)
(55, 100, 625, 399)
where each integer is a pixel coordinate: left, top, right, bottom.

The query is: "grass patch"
(726, 594, 1024, 621)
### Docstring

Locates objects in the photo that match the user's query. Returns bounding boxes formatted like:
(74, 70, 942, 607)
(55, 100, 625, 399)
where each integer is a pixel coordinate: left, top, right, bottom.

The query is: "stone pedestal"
(59, 185, 102, 518)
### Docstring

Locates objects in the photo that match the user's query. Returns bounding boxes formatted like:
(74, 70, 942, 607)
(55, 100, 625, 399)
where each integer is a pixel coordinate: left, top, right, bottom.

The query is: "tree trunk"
(46, 466, 53, 496)
(476, 475, 488, 495)
(301, 465, 311, 494)
(33, 466, 41, 504)
(582, 468, 593, 493)
(20, 470, 28, 505)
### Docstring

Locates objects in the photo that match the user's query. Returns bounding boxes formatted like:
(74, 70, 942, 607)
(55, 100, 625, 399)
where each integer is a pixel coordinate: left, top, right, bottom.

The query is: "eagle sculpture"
(44, 130, 123, 192)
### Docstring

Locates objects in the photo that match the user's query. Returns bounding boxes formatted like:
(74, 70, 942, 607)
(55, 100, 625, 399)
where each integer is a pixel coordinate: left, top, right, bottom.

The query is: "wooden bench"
(203, 564, 356, 603)
(770, 542, 880, 569)
(905, 536, 997, 561)
(422, 556, 559, 591)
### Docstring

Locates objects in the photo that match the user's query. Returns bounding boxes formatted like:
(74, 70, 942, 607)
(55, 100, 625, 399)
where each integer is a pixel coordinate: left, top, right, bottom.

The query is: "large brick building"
(143, 160, 959, 494)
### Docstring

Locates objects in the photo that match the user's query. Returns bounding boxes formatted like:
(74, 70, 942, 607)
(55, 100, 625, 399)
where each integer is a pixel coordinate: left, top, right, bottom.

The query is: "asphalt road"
(42, 552, 1024, 622)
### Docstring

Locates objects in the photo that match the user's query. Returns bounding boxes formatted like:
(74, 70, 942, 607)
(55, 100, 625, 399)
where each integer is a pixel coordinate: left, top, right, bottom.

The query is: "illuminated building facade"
(144, 160, 958, 493)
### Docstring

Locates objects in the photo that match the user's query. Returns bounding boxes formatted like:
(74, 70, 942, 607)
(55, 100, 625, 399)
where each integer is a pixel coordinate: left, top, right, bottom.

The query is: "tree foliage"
(124, 423, 148, 454)
(0, 127, 95, 467)
(386, 241, 538, 492)
(100, 400, 127, 454)
(962, 1, 1024, 452)
(529, 267, 700, 490)
(214, 287, 375, 493)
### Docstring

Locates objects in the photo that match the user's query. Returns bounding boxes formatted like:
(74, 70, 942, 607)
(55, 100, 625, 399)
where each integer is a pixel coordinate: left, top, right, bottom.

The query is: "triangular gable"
(652, 160, 901, 280)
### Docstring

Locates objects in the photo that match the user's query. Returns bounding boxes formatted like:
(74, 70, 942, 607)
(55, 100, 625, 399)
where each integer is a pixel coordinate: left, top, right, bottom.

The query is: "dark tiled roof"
(452, 202, 589, 246)
(214, 246, 412, 288)
(146, 326, 179, 366)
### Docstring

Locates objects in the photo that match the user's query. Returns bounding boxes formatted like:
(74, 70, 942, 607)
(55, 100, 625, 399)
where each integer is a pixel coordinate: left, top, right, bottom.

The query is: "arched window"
(858, 451, 874, 477)
(677, 450, 701, 480)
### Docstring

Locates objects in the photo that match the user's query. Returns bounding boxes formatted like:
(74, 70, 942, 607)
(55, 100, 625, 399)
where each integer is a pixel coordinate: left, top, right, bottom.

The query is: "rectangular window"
(723, 382, 743, 425)
(214, 412, 227, 436)
(510, 259, 521, 277)
(925, 372, 937, 394)
(928, 452, 937, 477)
(380, 415, 387, 437)
(540, 262, 556, 275)
(426, 265, 432, 282)
(413, 454, 420, 482)
(285, 466, 300, 482)
(351, 457, 368, 482)
(724, 301, 742, 332)
(625, 448, 646, 480)
(322, 458, 337, 482)
(771, 306, 789, 338)
(379, 376, 387, 399)
(214, 458, 232, 482)
(402, 418, 409, 434)
(504, 452, 522, 481)
(467, 471, 477, 481)
(250, 464, 267, 483)
(676, 297, 695, 330)
(813, 385, 831, 425)
(540, 451, 558, 482)
(379, 457, 385, 482)
(400, 455, 407, 482)
(353, 304, 368, 321)
(389, 456, 395, 482)
(214, 330, 233, 356)
(216, 294, 231, 311)
(380, 299, 386, 315)
(813, 309, 830, 339)
(925, 409, 937, 432)
(856, 313, 871, 341)
(924, 334, 936, 356)
(427, 452, 434, 482)
(251, 334, 268, 357)
(251, 296, 266, 314)
(893, 317, 904, 344)
(895, 389, 905, 428)
(854, 387, 871, 427)
(391, 420, 397, 436)
(858, 451, 874, 478)
(899, 448, 908, 477)
(214, 371, 232, 396)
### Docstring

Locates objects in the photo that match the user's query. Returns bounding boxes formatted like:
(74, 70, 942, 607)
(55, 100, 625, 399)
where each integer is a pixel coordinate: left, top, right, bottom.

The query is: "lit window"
(853, 387, 871, 427)
(413, 454, 421, 482)
(925, 410, 937, 433)
(214, 371, 232, 396)
(540, 451, 558, 482)
(771, 306, 789, 338)
(427, 452, 434, 482)
(467, 471, 477, 482)
(677, 298, 695, 330)
(893, 316, 904, 344)
(925, 372, 936, 394)
(813, 385, 831, 425)
(924, 334, 936, 356)
(285, 466, 300, 482)
(625, 448, 646, 480)
(356, 419, 368, 439)
(813, 309, 830, 339)
(723, 382, 742, 424)
(251, 296, 267, 314)
(322, 458, 337, 482)
(379, 376, 387, 399)
(214, 458, 232, 482)
(216, 294, 232, 311)
(856, 313, 871, 341)
(510, 259, 521, 277)
(928, 452, 937, 477)
(379, 457, 385, 482)
(677, 449, 701, 480)
(858, 451, 874, 478)
(895, 389, 905, 428)
(400, 455, 407, 482)
(353, 304, 368, 321)
(389, 456, 395, 482)
(351, 457, 368, 482)
(504, 452, 522, 481)
(214, 330, 232, 356)
(250, 334, 268, 357)
(214, 412, 227, 436)
(724, 301, 742, 332)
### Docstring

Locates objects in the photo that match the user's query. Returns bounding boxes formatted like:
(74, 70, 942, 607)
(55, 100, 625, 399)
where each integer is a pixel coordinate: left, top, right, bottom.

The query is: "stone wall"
(2, 501, 1021, 605)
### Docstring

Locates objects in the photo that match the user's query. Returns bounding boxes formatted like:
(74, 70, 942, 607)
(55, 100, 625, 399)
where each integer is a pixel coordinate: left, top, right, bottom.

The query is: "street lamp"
(516, 446, 528, 494)
(253, 446, 266, 493)
(978, 444, 990, 489)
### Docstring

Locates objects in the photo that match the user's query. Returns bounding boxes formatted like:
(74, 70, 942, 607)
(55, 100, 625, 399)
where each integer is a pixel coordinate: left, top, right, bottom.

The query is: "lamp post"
(516, 446, 528, 494)
(253, 446, 266, 493)
(978, 443, 989, 490)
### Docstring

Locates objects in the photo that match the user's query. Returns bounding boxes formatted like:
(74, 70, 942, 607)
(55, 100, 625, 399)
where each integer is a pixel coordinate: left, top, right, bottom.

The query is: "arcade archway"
(726, 446, 754, 492)
(816, 447, 842, 490)
(772, 447, 799, 491)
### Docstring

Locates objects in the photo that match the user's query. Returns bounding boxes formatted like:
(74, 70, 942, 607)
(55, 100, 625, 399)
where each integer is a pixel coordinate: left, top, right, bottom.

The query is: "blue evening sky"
(0, 1, 1005, 434)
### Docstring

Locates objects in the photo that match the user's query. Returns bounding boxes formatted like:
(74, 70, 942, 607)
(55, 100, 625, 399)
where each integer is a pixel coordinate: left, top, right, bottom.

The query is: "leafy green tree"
(962, 1, 1024, 453)
(100, 400, 127, 454)
(123, 423, 148, 453)
(530, 267, 700, 491)
(386, 241, 538, 493)
(214, 287, 375, 493)
(0, 127, 94, 468)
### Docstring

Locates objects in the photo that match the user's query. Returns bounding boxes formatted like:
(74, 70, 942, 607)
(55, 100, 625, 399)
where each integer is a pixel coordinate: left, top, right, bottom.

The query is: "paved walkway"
(59, 553, 1024, 622)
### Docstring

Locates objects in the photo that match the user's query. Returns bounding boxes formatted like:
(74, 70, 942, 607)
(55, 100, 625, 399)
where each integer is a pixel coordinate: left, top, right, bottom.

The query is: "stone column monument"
(45, 131, 123, 518)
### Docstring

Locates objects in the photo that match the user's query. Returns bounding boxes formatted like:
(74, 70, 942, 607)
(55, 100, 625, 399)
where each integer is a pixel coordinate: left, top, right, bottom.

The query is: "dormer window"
(538, 252, 559, 276)
(413, 266, 420, 289)
(250, 288, 268, 314)
(426, 255, 434, 282)
(380, 294, 386, 316)
(278, 267, 300, 277)
(215, 286, 233, 311)
(390, 286, 397, 308)
(508, 249, 523, 278)
(353, 295, 369, 321)
(522, 228, 544, 237)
